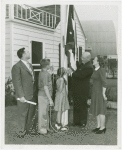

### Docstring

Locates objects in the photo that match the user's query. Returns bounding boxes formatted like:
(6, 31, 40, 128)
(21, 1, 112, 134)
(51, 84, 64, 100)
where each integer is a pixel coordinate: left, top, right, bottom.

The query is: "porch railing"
(6, 4, 60, 29)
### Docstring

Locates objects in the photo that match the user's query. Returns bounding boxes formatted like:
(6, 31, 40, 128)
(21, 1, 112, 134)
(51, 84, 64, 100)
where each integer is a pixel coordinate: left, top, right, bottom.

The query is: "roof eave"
(74, 7, 86, 40)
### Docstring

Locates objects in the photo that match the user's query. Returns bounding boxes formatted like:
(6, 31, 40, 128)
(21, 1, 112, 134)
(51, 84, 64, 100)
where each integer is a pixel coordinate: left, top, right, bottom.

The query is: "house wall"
(11, 21, 61, 74)
(5, 10, 85, 78)
(5, 22, 11, 79)
(74, 11, 85, 54)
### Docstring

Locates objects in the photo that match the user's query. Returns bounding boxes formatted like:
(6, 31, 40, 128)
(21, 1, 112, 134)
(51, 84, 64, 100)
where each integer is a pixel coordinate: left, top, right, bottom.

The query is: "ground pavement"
(5, 105, 117, 145)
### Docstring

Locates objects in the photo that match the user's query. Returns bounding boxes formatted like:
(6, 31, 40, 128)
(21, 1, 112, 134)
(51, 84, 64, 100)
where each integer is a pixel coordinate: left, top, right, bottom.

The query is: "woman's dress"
(54, 78, 70, 112)
(90, 68, 107, 116)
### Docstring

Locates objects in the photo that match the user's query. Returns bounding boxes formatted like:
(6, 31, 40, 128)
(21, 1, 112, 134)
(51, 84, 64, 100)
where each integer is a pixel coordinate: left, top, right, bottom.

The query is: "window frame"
(29, 37, 45, 71)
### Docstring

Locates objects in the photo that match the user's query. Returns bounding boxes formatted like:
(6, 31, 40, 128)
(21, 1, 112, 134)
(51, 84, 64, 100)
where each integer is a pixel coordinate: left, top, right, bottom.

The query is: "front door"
(31, 41, 43, 88)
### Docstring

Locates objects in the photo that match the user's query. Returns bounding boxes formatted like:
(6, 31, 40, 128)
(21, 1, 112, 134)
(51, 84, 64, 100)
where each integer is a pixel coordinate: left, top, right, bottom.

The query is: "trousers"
(17, 96, 37, 133)
(72, 94, 88, 125)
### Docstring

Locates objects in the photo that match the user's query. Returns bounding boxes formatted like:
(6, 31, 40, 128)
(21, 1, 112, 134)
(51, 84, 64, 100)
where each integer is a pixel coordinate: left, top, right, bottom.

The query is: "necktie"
(27, 62, 34, 82)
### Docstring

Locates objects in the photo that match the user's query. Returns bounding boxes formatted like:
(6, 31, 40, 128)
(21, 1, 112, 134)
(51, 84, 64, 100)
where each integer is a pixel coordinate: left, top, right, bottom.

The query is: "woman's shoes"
(95, 128, 106, 134)
(92, 127, 100, 133)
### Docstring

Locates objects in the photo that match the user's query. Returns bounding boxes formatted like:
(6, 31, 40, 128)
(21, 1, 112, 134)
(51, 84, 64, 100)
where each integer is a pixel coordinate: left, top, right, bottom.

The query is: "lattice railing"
(6, 4, 60, 29)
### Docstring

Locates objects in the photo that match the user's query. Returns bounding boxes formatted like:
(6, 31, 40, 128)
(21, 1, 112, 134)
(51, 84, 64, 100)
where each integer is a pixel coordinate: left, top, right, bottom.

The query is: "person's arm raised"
(72, 67, 93, 80)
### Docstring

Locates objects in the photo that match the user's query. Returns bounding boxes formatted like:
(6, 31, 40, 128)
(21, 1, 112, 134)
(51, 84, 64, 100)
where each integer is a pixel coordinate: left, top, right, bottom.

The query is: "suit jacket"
(72, 61, 93, 96)
(11, 60, 36, 100)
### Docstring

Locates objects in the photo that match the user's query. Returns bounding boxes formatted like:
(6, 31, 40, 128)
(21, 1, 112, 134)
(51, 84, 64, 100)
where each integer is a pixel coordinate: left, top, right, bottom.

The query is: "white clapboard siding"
(5, 8, 85, 78)
(5, 22, 10, 79)
(14, 39, 29, 46)
(12, 21, 61, 74)
(47, 53, 59, 58)
(13, 25, 60, 39)
(46, 49, 59, 54)
(74, 11, 85, 53)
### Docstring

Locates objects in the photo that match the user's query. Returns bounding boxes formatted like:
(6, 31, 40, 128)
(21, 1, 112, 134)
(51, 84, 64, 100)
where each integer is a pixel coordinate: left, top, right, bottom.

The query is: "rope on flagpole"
(52, 5, 56, 89)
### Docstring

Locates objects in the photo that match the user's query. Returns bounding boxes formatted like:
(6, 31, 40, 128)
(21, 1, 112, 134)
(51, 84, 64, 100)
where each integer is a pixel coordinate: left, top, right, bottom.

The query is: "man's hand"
(67, 68, 73, 76)
(87, 99, 91, 105)
(50, 100, 54, 106)
(20, 97, 27, 103)
(103, 94, 107, 101)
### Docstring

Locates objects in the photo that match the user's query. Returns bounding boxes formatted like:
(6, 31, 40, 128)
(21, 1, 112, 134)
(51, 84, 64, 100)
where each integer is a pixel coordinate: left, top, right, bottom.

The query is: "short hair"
(46, 59, 50, 62)
(40, 59, 50, 69)
(82, 52, 91, 62)
(97, 55, 105, 68)
(17, 47, 25, 59)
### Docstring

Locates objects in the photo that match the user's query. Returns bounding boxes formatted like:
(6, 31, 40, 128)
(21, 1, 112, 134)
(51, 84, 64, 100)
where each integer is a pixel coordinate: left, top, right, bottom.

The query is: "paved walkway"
(5, 106, 117, 145)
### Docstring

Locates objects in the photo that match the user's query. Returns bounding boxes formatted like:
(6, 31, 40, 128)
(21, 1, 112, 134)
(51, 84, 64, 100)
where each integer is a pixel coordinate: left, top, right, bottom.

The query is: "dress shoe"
(47, 129, 54, 133)
(27, 132, 40, 136)
(92, 127, 100, 133)
(39, 128, 47, 135)
(61, 127, 68, 131)
(71, 123, 80, 126)
(16, 131, 26, 138)
(80, 123, 86, 128)
(61, 125, 69, 131)
(95, 128, 106, 134)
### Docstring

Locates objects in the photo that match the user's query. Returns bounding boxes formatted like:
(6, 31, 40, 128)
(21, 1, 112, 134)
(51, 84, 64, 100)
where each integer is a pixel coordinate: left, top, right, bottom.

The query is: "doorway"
(30, 39, 45, 89)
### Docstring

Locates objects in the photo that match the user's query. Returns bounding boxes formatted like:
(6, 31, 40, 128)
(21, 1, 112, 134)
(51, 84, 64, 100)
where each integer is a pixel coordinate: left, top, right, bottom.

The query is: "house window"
(31, 41, 43, 70)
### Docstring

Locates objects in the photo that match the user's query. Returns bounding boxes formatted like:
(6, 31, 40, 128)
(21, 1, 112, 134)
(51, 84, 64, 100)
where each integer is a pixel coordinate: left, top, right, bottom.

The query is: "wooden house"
(5, 4, 86, 80)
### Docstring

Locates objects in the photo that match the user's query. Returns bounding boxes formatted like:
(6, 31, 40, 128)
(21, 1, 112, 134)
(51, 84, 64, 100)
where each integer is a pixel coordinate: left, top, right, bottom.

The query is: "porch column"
(60, 5, 68, 127)
(9, 4, 14, 71)
(60, 5, 67, 68)
(9, 4, 14, 20)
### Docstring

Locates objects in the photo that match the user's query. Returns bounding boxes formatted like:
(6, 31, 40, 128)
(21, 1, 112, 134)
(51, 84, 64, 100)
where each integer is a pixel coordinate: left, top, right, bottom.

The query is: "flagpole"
(60, 5, 69, 68)
(65, 5, 69, 45)
(60, 5, 69, 127)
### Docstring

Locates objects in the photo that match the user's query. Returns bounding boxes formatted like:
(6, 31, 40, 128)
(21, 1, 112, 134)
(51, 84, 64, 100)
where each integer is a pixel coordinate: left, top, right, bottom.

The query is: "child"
(54, 67, 70, 131)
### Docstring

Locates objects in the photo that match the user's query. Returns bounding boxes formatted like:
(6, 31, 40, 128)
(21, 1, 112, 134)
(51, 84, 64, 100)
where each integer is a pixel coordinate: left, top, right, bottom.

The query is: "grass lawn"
(5, 79, 117, 145)
(5, 105, 117, 145)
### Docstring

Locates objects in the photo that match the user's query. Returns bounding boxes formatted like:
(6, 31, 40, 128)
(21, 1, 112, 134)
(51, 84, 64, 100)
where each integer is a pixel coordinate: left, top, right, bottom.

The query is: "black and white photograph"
(0, 0, 121, 148)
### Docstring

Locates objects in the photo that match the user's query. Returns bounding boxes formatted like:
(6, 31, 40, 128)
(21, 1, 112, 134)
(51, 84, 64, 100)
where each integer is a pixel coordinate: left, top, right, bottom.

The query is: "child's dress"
(54, 78, 70, 112)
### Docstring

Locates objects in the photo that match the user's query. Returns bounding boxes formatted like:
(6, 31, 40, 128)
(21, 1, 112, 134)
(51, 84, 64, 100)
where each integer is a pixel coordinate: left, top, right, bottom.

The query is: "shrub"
(5, 77, 17, 107)
(106, 86, 117, 102)
(108, 59, 117, 79)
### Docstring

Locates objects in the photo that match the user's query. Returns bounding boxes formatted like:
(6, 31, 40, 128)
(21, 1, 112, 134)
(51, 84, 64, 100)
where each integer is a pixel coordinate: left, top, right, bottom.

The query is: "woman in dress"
(90, 56, 107, 134)
(38, 59, 54, 134)
(54, 67, 70, 131)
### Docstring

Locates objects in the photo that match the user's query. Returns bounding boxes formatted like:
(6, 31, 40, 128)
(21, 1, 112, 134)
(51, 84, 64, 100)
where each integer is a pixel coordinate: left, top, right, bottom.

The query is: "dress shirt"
(21, 60, 34, 81)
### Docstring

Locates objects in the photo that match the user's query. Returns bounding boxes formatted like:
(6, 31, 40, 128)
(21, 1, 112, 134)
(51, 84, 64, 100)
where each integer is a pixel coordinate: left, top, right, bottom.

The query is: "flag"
(65, 5, 75, 56)
(65, 5, 78, 70)
(74, 21, 78, 62)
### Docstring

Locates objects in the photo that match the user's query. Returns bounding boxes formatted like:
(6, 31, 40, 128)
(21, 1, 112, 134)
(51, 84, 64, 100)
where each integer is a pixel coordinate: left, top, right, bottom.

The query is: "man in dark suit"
(11, 47, 37, 137)
(69, 52, 93, 127)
